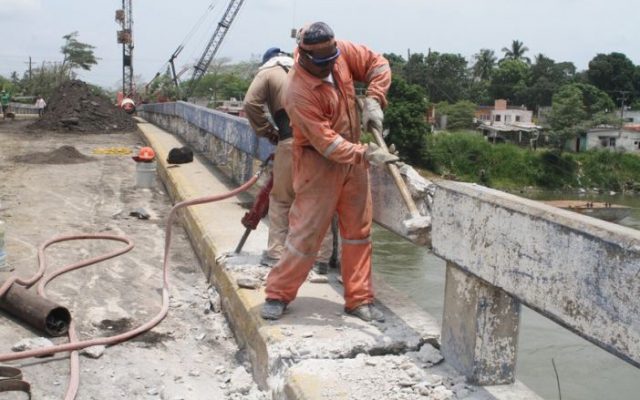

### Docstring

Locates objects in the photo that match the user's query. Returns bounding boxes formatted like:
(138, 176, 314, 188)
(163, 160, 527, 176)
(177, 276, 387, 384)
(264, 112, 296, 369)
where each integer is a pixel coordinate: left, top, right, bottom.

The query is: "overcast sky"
(1, 0, 638, 90)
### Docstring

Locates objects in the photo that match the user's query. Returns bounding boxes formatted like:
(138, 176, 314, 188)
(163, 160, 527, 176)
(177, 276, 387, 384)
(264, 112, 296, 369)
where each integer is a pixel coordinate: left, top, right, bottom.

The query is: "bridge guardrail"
(5, 103, 39, 115)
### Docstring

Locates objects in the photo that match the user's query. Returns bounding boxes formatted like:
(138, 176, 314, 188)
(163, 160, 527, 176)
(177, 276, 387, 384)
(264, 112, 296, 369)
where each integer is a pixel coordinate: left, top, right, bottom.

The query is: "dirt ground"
(0, 120, 266, 399)
(30, 80, 136, 133)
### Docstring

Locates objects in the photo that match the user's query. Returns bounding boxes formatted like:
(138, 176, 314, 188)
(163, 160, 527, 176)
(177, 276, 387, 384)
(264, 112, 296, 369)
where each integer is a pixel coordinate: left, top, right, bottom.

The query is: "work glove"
(362, 97, 384, 132)
(365, 142, 399, 166)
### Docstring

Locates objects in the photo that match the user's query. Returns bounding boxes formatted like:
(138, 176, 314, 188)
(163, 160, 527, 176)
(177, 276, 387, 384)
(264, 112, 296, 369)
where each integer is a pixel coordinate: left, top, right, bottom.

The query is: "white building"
(476, 100, 542, 146)
(578, 126, 640, 153)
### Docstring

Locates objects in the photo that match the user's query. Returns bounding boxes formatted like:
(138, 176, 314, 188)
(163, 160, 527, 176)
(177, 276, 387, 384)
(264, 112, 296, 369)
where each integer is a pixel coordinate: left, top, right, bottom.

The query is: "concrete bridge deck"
(137, 118, 541, 399)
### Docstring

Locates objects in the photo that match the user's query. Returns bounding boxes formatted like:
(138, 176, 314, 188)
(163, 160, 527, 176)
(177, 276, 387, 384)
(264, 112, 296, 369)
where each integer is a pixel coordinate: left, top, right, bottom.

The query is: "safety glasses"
(303, 48, 341, 67)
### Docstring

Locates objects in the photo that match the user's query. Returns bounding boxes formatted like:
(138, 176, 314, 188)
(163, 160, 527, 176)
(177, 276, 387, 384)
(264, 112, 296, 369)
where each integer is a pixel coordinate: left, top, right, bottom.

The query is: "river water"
(373, 191, 640, 400)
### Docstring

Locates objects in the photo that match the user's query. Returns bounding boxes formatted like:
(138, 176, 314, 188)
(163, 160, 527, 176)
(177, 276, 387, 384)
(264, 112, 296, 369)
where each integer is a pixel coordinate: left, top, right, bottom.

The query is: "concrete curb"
(136, 119, 275, 385)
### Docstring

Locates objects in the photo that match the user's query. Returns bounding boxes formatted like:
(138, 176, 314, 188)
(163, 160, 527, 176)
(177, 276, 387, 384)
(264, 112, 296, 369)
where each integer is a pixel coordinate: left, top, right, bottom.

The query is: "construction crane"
(115, 0, 135, 112)
(184, 0, 245, 99)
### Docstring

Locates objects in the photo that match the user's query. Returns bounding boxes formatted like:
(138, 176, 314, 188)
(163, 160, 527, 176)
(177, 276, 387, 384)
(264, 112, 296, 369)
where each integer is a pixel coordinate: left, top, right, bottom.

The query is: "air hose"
(0, 163, 266, 399)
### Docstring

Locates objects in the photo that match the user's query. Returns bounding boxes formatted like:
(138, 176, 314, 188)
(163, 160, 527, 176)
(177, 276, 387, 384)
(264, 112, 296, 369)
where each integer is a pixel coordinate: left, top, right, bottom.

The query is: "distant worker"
(1, 89, 10, 120)
(261, 22, 397, 322)
(243, 47, 334, 273)
(35, 95, 47, 117)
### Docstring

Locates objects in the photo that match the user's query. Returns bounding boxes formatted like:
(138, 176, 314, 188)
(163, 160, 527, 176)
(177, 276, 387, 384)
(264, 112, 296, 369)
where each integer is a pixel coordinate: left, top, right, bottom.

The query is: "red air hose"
(0, 167, 264, 399)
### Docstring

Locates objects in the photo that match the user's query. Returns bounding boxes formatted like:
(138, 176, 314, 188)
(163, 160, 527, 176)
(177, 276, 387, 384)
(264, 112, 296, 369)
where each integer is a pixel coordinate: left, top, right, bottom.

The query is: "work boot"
(260, 252, 278, 268)
(346, 303, 385, 323)
(261, 299, 287, 320)
(314, 261, 329, 275)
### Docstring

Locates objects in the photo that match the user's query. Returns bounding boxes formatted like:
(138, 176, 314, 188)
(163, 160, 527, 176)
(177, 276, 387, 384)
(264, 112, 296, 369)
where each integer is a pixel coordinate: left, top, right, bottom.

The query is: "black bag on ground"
(167, 146, 194, 164)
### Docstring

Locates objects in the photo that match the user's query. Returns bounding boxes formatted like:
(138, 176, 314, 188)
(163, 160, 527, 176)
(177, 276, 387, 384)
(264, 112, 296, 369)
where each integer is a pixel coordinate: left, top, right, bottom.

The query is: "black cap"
(301, 22, 334, 45)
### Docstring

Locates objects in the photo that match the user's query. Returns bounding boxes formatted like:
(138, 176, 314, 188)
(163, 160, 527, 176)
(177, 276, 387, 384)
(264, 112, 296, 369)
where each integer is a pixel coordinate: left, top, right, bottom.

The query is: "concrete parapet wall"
(432, 180, 640, 369)
(140, 101, 273, 184)
(6, 103, 39, 115)
(140, 102, 432, 245)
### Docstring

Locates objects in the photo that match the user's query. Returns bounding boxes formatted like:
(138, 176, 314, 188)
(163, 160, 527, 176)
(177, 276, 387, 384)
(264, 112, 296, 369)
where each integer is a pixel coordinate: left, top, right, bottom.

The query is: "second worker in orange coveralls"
(261, 22, 398, 322)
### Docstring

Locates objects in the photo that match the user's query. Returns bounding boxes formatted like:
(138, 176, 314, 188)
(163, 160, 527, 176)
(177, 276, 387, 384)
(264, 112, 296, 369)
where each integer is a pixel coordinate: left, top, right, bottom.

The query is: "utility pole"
(617, 90, 629, 121)
(24, 57, 33, 83)
(616, 90, 629, 136)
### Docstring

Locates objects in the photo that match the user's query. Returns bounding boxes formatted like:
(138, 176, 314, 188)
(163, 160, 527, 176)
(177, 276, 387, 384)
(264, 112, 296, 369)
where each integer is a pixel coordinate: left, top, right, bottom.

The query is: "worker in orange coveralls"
(243, 47, 334, 274)
(261, 22, 398, 322)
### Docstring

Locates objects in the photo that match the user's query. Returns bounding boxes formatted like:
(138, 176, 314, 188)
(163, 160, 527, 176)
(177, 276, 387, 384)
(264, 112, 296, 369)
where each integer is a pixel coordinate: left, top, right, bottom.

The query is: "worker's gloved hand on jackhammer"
(362, 97, 384, 132)
(365, 142, 399, 166)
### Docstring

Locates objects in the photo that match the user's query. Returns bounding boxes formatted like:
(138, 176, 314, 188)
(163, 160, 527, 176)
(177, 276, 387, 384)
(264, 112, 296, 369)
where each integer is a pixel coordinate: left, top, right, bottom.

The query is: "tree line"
(0, 32, 99, 101)
(383, 40, 640, 163)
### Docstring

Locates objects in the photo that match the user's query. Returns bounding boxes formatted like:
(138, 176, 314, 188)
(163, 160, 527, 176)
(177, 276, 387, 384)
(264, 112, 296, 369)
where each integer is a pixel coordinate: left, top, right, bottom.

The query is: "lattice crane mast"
(116, 0, 136, 113)
(116, 0, 135, 112)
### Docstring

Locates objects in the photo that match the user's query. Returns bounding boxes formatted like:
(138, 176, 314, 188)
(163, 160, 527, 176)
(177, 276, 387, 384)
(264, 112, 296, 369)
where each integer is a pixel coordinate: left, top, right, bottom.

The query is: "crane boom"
(185, 0, 245, 98)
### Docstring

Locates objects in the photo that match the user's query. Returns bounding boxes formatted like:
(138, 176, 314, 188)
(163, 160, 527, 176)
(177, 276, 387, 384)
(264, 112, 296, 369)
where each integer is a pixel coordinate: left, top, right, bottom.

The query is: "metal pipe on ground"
(0, 283, 71, 337)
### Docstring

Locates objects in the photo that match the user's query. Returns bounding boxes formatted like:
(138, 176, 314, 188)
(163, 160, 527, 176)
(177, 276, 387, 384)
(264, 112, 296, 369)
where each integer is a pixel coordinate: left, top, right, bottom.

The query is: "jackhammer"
(234, 159, 274, 254)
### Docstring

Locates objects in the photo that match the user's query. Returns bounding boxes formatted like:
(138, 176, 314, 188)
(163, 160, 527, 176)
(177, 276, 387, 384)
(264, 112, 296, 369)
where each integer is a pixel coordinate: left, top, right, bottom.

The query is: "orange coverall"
(264, 40, 391, 311)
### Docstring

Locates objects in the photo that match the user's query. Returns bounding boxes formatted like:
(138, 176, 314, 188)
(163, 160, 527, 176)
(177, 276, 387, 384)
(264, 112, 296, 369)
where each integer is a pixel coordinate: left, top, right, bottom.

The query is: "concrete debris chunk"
(398, 379, 415, 387)
(414, 343, 443, 366)
(12, 337, 54, 353)
(229, 366, 253, 395)
(82, 345, 106, 359)
(424, 373, 444, 387)
(452, 382, 471, 398)
(431, 385, 454, 400)
(129, 208, 150, 219)
(237, 277, 261, 289)
(207, 286, 222, 313)
(414, 381, 431, 396)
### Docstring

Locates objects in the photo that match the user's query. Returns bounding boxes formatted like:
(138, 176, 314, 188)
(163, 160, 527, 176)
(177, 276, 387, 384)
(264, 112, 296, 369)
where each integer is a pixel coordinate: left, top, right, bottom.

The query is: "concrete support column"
(441, 262, 521, 385)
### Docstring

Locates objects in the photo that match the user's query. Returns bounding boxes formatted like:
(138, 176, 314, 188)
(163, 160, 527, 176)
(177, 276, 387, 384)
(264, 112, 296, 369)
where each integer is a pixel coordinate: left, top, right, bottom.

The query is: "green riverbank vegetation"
(420, 131, 640, 193)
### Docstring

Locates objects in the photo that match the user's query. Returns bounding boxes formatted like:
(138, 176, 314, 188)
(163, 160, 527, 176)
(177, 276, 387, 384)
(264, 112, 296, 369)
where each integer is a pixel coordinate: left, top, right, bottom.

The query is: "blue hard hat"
(262, 47, 282, 64)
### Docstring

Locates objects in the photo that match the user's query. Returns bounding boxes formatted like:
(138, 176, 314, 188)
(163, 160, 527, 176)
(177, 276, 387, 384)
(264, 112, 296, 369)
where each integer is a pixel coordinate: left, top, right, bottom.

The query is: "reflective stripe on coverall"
(243, 57, 333, 263)
(265, 40, 391, 311)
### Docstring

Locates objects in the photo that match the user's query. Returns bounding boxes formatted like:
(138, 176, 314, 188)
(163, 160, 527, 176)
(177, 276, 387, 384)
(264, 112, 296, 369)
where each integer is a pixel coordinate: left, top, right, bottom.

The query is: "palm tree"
(472, 49, 497, 81)
(501, 40, 530, 64)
